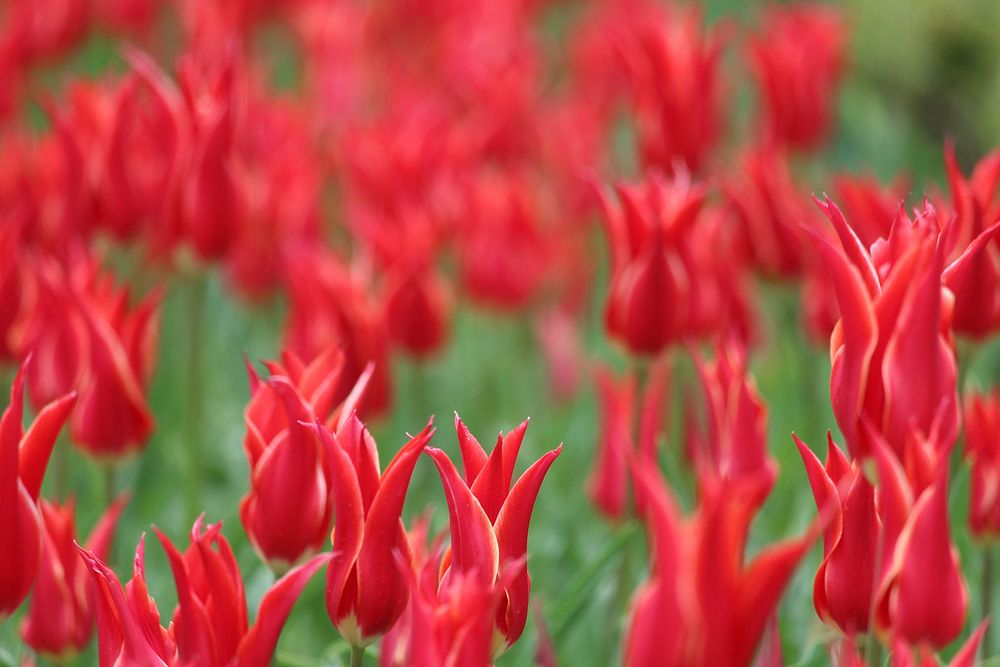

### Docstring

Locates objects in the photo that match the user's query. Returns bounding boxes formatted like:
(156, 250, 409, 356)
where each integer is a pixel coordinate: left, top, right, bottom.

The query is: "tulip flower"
(596, 170, 708, 356)
(690, 340, 775, 511)
(317, 419, 435, 647)
(21, 496, 128, 659)
(282, 244, 392, 416)
(964, 389, 1000, 539)
(535, 308, 584, 402)
(77, 518, 331, 666)
(70, 279, 161, 459)
(241, 352, 371, 572)
(873, 465, 968, 648)
(725, 145, 816, 279)
(457, 170, 550, 311)
(747, 4, 845, 151)
(795, 433, 880, 636)
(625, 5, 723, 175)
(425, 415, 562, 653)
(942, 143, 1000, 339)
(809, 196, 998, 459)
(796, 427, 968, 647)
(624, 461, 817, 667)
(0, 358, 77, 618)
(589, 362, 668, 521)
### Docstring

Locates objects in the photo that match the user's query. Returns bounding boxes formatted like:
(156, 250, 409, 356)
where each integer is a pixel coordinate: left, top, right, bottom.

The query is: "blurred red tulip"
(725, 145, 815, 279)
(20, 495, 127, 659)
(0, 359, 77, 618)
(691, 340, 775, 511)
(316, 419, 435, 647)
(626, 5, 724, 175)
(426, 415, 561, 653)
(589, 362, 668, 521)
(942, 143, 1000, 339)
(457, 170, 550, 311)
(282, 245, 392, 416)
(78, 519, 330, 666)
(964, 389, 1000, 539)
(625, 462, 816, 667)
(597, 170, 708, 355)
(747, 4, 845, 151)
(535, 308, 585, 402)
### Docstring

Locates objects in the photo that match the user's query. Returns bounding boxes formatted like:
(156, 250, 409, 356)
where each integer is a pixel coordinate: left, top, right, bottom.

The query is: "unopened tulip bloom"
(795, 434, 879, 635)
(596, 170, 708, 355)
(241, 353, 371, 572)
(425, 415, 562, 653)
(964, 389, 1000, 538)
(21, 496, 127, 659)
(0, 359, 77, 618)
(942, 143, 1000, 339)
(747, 4, 845, 151)
(626, 5, 723, 174)
(77, 519, 331, 666)
(317, 419, 435, 647)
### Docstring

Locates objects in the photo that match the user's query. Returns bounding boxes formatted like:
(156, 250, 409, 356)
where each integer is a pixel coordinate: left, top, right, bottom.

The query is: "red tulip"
(426, 415, 562, 653)
(964, 389, 1000, 539)
(241, 351, 371, 572)
(0, 358, 77, 618)
(797, 428, 968, 647)
(282, 244, 392, 416)
(457, 170, 550, 311)
(795, 433, 879, 636)
(589, 362, 669, 521)
(625, 462, 817, 667)
(747, 4, 845, 151)
(317, 419, 435, 647)
(70, 280, 161, 459)
(725, 145, 815, 279)
(625, 5, 724, 175)
(942, 142, 1000, 339)
(690, 339, 775, 511)
(20, 495, 127, 659)
(401, 556, 522, 667)
(873, 465, 968, 648)
(809, 196, 998, 459)
(78, 519, 331, 666)
(596, 170, 708, 355)
(535, 308, 584, 402)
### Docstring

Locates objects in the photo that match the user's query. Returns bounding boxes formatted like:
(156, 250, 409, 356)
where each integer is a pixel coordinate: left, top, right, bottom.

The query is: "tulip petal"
(238, 552, 332, 667)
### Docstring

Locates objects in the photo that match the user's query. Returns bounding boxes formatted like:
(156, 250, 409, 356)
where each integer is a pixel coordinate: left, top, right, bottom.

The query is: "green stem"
(983, 543, 994, 660)
(350, 646, 365, 667)
(53, 434, 70, 501)
(184, 274, 207, 523)
(103, 463, 117, 508)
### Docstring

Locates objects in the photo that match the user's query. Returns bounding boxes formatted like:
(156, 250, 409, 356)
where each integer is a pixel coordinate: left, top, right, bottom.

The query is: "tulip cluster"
(4, 0, 1000, 665)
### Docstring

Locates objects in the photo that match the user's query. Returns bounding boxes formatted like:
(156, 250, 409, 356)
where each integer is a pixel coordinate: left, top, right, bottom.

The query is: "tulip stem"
(102, 463, 117, 511)
(350, 646, 365, 667)
(983, 544, 994, 659)
(184, 273, 207, 523)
